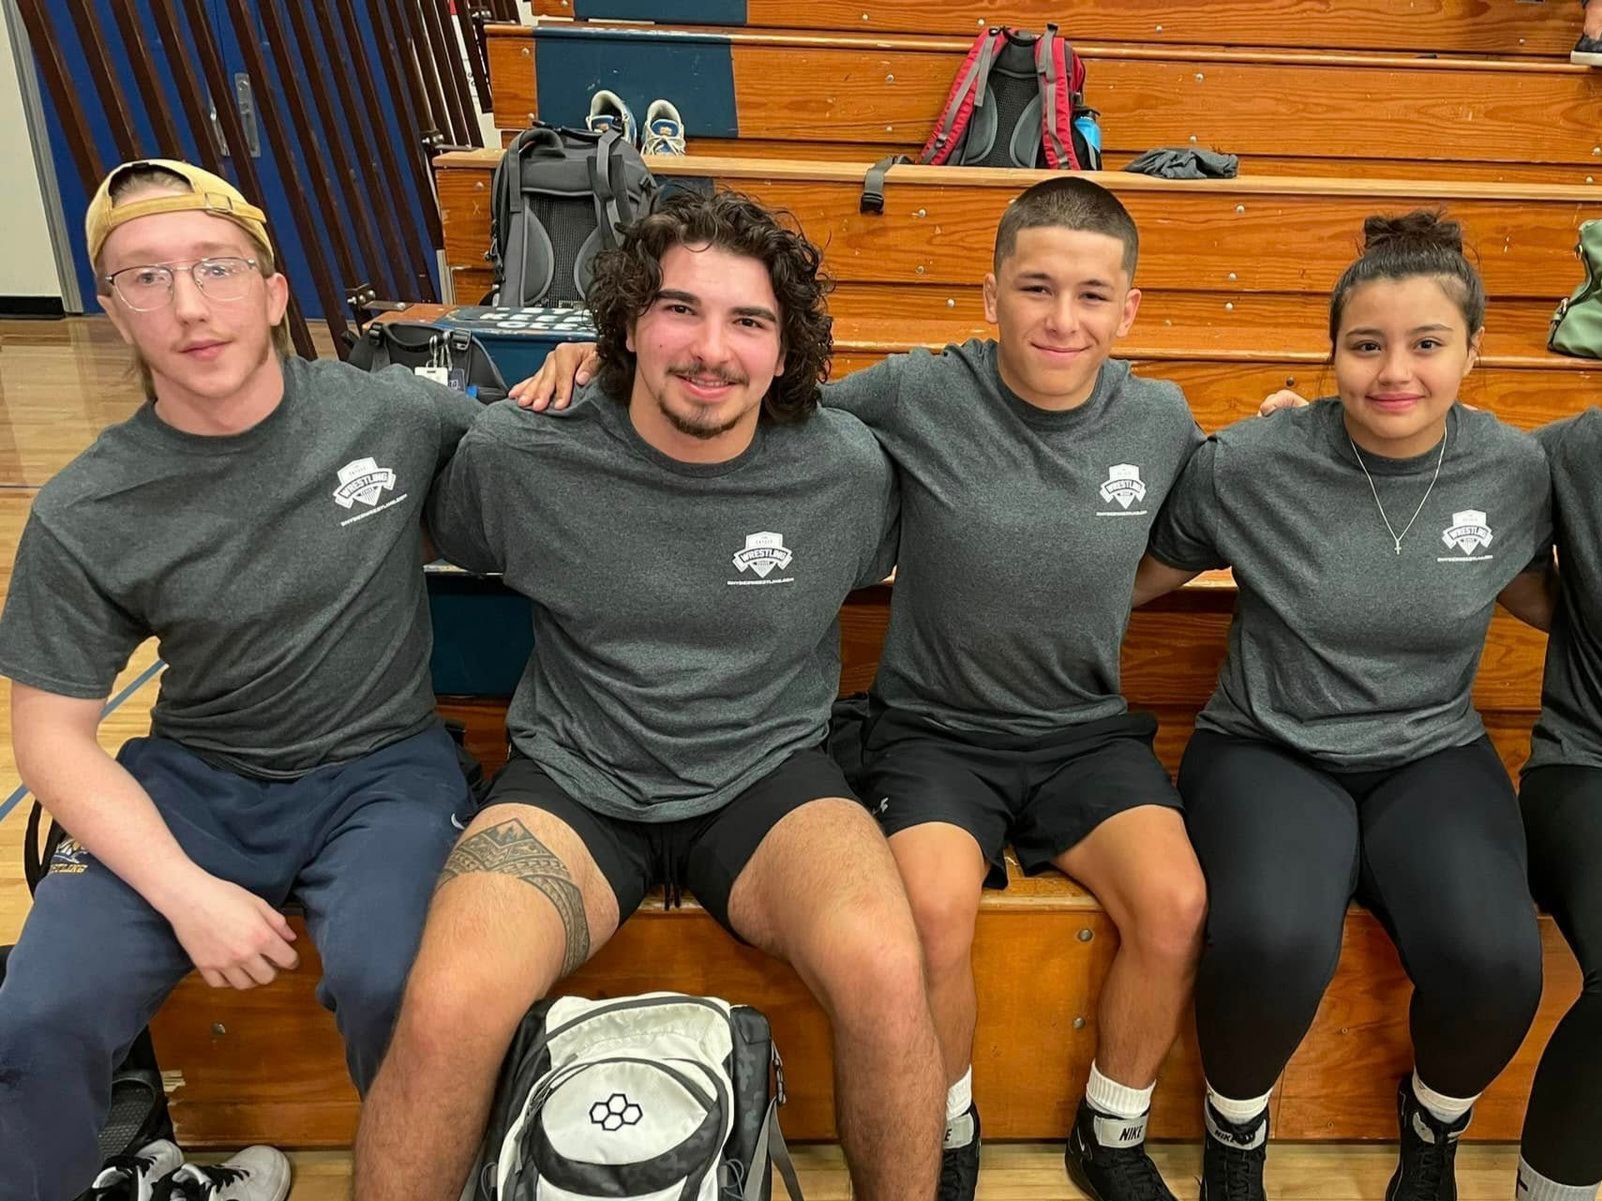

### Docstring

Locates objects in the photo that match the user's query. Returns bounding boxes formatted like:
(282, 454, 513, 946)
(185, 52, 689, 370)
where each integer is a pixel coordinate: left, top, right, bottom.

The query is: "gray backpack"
(487, 123, 659, 306)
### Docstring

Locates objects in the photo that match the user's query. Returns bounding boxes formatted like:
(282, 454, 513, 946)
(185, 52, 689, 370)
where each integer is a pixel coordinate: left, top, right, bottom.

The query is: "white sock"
(1517, 1156, 1602, 1201)
(1411, 1071, 1476, 1125)
(1206, 1083, 1272, 1127)
(1086, 1061, 1154, 1119)
(945, 1066, 973, 1125)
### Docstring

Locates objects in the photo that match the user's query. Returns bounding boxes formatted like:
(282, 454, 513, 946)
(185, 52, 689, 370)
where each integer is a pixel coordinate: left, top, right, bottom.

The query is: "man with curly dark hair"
(352, 189, 944, 1201)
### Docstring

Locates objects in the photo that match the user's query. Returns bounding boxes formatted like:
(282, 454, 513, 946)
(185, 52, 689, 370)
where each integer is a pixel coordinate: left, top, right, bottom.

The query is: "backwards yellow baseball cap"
(85, 159, 273, 266)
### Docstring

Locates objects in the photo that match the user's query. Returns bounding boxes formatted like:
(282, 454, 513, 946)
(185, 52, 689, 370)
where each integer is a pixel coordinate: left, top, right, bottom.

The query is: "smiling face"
(97, 186, 288, 408)
(984, 226, 1140, 411)
(625, 242, 785, 460)
(1333, 275, 1481, 458)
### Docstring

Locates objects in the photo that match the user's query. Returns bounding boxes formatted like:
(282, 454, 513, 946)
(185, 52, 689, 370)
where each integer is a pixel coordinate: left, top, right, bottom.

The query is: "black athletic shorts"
(482, 746, 856, 938)
(858, 704, 1182, 888)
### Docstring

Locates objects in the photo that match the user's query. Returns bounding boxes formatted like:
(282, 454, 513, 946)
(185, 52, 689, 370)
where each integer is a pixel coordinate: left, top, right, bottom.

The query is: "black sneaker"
(1200, 1102, 1269, 1201)
(1063, 1097, 1176, 1201)
(1384, 1079, 1469, 1201)
(938, 1103, 981, 1201)
(1573, 34, 1602, 66)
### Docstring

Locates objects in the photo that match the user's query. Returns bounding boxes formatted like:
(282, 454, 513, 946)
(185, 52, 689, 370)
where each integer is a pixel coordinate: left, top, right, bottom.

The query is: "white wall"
(0, 7, 61, 299)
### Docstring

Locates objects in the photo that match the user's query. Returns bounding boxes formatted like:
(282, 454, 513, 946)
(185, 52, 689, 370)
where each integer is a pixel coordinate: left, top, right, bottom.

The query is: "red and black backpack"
(921, 25, 1100, 170)
(861, 25, 1101, 214)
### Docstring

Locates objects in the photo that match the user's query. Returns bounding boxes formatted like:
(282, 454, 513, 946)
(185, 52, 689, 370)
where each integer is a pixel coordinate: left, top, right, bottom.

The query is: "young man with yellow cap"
(0, 160, 483, 1201)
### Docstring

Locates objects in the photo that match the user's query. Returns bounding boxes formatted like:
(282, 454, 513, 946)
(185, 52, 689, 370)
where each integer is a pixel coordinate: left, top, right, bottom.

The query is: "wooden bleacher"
(144, 0, 1600, 1154)
(487, 23, 1602, 184)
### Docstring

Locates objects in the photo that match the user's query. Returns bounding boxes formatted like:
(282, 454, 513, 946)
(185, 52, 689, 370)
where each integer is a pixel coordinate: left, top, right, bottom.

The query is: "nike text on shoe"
(1200, 1101, 1269, 1201)
(643, 99, 688, 155)
(153, 1146, 291, 1201)
(88, 1139, 185, 1201)
(1385, 1079, 1469, 1201)
(938, 1102, 981, 1201)
(585, 88, 639, 146)
(1064, 1097, 1177, 1201)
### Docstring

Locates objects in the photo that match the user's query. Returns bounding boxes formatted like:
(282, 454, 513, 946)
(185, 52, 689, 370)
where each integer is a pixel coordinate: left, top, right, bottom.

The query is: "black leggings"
(1521, 764, 1602, 1187)
(1182, 731, 1543, 1100)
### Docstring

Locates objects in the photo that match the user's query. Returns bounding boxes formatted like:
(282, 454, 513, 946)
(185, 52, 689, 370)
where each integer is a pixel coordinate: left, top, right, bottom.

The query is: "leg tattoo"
(438, 819, 591, 976)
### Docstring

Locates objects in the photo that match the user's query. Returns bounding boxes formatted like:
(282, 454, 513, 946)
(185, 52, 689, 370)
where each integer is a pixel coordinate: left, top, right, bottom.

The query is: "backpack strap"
(587, 128, 629, 249)
(23, 800, 62, 894)
(918, 28, 1002, 165)
(745, 1097, 805, 1201)
(499, 127, 564, 305)
(860, 153, 911, 215)
(1036, 24, 1082, 171)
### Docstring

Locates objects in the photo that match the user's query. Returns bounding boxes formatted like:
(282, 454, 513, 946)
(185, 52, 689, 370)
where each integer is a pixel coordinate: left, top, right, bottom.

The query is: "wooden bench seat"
(530, 0, 1582, 59)
(435, 154, 1600, 301)
(149, 855, 1581, 1148)
(487, 23, 1602, 184)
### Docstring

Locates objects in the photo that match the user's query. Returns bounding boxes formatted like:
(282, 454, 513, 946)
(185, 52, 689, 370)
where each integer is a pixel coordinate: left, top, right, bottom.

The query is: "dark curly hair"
(588, 188, 833, 424)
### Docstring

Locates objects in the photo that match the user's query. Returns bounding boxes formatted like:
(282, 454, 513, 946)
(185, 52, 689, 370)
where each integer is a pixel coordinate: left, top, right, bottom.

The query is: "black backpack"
(347, 321, 510, 405)
(487, 123, 659, 306)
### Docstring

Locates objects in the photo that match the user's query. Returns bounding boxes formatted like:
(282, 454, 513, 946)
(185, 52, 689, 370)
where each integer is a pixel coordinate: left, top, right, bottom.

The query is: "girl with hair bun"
(1134, 210, 1557, 1201)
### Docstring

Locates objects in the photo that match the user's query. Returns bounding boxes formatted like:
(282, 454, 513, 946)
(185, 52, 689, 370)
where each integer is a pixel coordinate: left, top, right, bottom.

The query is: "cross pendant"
(1394, 542, 1402, 555)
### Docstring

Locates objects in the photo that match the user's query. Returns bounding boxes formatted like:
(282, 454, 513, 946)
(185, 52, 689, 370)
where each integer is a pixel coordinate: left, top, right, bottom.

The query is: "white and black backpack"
(470, 992, 802, 1201)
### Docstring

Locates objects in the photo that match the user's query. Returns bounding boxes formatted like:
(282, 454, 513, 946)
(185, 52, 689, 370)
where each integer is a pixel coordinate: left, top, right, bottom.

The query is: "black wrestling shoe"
(1200, 1101, 1269, 1201)
(938, 1103, 981, 1201)
(1063, 1097, 1176, 1201)
(1384, 1079, 1469, 1201)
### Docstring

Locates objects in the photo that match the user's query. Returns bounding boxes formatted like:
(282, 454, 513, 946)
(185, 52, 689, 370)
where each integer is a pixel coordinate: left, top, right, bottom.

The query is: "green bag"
(1549, 218, 1602, 358)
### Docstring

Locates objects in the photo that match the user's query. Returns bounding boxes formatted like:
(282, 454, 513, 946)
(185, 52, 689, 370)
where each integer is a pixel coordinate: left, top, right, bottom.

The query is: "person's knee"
(1117, 868, 1208, 966)
(811, 912, 929, 1031)
(1419, 923, 1542, 1023)
(903, 879, 979, 983)
(1206, 899, 1340, 999)
(0, 985, 109, 1086)
(321, 942, 416, 1056)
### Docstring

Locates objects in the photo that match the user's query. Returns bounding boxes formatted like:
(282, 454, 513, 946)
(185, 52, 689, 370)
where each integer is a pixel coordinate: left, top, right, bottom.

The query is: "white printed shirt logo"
(1096, 463, 1149, 516)
(332, 457, 409, 526)
(732, 532, 793, 579)
(1440, 509, 1494, 560)
(333, 457, 397, 509)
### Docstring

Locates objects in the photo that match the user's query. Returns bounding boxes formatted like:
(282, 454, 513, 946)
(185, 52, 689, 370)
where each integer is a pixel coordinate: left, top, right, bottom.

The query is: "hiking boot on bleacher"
(938, 1102, 980, 1201)
(86, 1139, 184, 1201)
(153, 1147, 290, 1201)
(1200, 1102, 1269, 1201)
(586, 88, 639, 146)
(1064, 1096, 1176, 1201)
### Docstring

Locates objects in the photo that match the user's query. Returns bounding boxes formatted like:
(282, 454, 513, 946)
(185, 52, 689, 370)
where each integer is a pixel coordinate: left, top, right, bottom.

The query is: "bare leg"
(1055, 806, 1207, 1090)
(888, 823, 989, 1088)
(1587, 0, 1602, 40)
(730, 798, 945, 1201)
(352, 805, 620, 1201)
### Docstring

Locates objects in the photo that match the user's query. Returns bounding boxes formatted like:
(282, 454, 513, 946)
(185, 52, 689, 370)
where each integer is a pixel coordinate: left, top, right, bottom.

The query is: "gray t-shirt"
(1528, 408, 1602, 773)
(0, 357, 481, 777)
(426, 390, 898, 822)
(825, 341, 1203, 736)
(1149, 399, 1552, 769)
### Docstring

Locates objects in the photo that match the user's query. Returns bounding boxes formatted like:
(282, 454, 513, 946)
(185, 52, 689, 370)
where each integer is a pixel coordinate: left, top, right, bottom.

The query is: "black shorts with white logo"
(482, 746, 856, 938)
(859, 705, 1181, 888)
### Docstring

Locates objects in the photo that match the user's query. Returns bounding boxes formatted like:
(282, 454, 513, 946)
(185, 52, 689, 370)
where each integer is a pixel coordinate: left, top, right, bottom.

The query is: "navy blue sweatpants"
(0, 722, 473, 1201)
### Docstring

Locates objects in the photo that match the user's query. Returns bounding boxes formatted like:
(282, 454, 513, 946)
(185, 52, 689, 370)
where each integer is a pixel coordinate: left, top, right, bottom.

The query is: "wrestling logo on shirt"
(730, 531, 795, 585)
(1097, 463, 1148, 516)
(332, 457, 397, 508)
(332, 457, 408, 526)
(1439, 509, 1494, 561)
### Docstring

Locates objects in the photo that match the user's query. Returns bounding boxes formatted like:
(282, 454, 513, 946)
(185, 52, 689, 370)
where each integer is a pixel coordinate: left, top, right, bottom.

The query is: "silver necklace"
(1346, 421, 1449, 555)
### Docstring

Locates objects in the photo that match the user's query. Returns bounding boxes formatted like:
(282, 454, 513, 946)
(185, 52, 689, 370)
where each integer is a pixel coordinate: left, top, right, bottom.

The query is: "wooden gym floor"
(0, 317, 1529, 1197)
